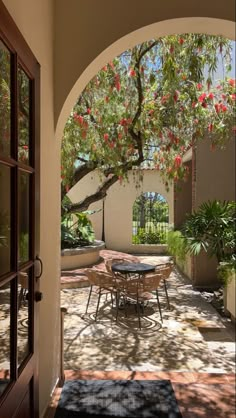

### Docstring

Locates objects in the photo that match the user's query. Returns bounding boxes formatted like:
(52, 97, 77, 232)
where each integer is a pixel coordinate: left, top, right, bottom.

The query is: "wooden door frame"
(0, 1, 40, 417)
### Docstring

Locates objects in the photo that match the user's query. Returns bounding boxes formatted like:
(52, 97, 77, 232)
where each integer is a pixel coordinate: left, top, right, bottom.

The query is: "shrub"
(132, 228, 167, 244)
(61, 211, 95, 249)
(167, 230, 188, 264)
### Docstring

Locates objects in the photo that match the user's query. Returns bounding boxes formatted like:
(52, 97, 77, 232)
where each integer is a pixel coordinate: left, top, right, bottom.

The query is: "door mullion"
(10, 50, 19, 381)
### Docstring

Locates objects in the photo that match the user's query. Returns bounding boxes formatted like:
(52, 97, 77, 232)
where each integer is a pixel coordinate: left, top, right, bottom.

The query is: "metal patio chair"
(84, 268, 116, 321)
(114, 271, 163, 330)
(155, 263, 173, 309)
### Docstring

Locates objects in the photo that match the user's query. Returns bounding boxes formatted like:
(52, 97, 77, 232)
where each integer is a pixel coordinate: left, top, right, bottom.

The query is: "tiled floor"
(45, 371, 235, 418)
(44, 250, 236, 418)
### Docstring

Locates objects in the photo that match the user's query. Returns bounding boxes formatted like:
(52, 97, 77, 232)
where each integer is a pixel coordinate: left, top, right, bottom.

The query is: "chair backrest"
(113, 273, 141, 296)
(155, 263, 172, 280)
(105, 258, 138, 274)
(85, 268, 114, 288)
(142, 272, 162, 292)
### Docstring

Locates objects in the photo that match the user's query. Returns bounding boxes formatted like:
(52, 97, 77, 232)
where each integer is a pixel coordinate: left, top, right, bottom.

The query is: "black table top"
(112, 262, 155, 274)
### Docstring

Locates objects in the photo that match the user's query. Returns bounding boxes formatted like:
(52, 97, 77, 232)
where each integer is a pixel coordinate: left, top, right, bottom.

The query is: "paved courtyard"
(44, 251, 236, 418)
(61, 252, 235, 374)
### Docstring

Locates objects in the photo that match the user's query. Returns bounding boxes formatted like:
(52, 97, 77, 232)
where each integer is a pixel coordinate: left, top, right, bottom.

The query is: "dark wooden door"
(0, 1, 40, 417)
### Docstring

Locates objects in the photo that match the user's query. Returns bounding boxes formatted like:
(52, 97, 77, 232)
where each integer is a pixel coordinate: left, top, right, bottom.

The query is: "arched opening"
(1, 1, 235, 415)
(55, 17, 235, 417)
(132, 192, 169, 245)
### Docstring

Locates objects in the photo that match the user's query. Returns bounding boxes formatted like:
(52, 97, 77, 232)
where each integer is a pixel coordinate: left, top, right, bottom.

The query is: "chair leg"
(116, 292, 122, 322)
(156, 289, 163, 322)
(163, 279, 170, 309)
(95, 291, 102, 321)
(136, 297, 142, 330)
(85, 285, 93, 314)
(123, 296, 128, 318)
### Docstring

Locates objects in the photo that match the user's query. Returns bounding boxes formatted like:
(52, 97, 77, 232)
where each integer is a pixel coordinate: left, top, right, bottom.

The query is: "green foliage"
(19, 233, 29, 262)
(217, 257, 236, 286)
(167, 230, 188, 264)
(132, 228, 167, 244)
(61, 209, 95, 249)
(133, 192, 169, 223)
(61, 34, 235, 195)
(0, 210, 10, 247)
(182, 200, 236, 263)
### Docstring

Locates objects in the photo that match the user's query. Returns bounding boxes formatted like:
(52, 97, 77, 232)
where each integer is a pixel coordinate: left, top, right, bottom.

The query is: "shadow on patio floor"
(56, 250, 235, 418)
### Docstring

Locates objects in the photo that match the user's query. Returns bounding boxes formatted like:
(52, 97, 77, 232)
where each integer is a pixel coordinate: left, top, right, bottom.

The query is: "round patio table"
(112, 262, 155, 276)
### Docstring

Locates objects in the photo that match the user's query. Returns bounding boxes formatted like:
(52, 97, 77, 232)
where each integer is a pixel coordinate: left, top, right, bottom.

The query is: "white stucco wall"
(68, 169, 173, 253)
(68, 171, 104, 241)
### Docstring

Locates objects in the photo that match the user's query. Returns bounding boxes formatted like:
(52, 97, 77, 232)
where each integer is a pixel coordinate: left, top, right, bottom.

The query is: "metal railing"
(132, 192, 169, 244)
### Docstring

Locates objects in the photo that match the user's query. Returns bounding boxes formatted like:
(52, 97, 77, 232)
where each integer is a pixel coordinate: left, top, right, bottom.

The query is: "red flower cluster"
(114, 73, 120, 91)
(119, 118, 132, 126)
(129, 68, 136, 77)
(198, 93, 207, 102)
(161, 94, 170, 104)
(73, 113, 84, 126)
(228, 79, 236, 87)
(168, 130, 179, 144)
(214, 103, 227, 113)
(198, 93, 208, 108)
(173, 91, 179, 102)
(73, 113, 89, 138)
(174, 155, 182, 168)
(208, 123, 213, 132)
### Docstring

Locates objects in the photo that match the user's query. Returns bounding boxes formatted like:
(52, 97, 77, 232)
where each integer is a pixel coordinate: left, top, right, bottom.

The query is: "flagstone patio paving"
(44, 251, 236, 418)
(61, 251, 235, 374)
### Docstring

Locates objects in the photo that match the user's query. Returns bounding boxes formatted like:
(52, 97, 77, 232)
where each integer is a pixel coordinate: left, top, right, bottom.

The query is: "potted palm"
(182, 200, 236, 319)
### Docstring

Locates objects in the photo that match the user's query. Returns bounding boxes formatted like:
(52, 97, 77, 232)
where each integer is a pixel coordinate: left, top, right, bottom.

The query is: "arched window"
(132, 192, 169, 244)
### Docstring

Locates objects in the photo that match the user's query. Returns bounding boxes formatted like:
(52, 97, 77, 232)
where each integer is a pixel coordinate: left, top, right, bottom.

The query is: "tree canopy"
(61, 34, 235, 214)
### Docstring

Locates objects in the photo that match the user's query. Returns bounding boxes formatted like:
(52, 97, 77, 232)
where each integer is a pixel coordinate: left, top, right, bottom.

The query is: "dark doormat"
(54, 379, 182, 418)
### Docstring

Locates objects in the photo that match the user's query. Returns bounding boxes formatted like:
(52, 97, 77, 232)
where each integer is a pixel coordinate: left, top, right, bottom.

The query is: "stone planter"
(61, 240, 105, 270)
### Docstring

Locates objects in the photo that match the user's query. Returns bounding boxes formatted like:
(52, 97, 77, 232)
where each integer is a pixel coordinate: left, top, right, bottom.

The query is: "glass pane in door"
(18, 66, 30, 164)
(0, 164, 11, 276)
(18, 171, 30, 264)
(0, 40, 11, 157)
(0, 281, 11, 395)
(18, 269, 31, 369)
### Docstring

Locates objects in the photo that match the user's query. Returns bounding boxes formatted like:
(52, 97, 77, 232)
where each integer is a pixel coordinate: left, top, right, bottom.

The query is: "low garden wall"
(61, 240, 105, 270)
(176, 253, 192, 280)
(131, 244, 167, 254)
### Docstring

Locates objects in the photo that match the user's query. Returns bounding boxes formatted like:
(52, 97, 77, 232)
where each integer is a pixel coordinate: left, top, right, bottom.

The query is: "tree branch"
(66, 174, 119, 213)
(74, 161, 98, 183)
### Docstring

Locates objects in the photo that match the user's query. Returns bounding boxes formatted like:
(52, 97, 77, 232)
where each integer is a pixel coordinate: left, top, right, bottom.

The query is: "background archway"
(132, 192, 169, 245)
